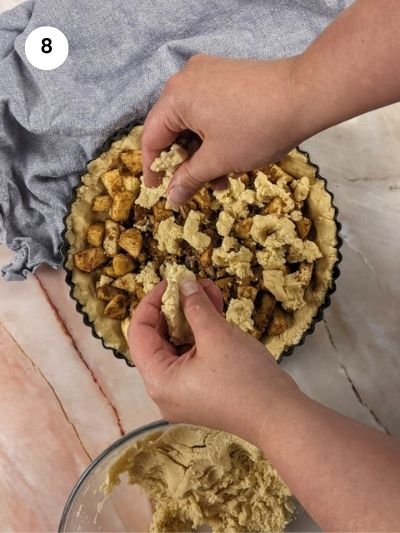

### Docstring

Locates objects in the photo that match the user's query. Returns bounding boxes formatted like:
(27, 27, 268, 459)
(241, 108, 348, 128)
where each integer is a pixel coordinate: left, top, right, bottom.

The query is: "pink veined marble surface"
(1, 0, 400, 531)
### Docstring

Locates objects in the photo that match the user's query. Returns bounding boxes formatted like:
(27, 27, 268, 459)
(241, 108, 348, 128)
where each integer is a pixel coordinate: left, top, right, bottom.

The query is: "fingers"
(179, 279, 225, 339)
(141, 100, 184, 187)
(198, 279, 224, 315)
(129, 281, 177, 371)
(167, 143, 224, 207)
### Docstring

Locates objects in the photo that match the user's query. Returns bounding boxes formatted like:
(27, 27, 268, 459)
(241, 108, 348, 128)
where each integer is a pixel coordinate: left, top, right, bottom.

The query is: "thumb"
(179, 279, 225, 338)
(167, 143, 223, 207)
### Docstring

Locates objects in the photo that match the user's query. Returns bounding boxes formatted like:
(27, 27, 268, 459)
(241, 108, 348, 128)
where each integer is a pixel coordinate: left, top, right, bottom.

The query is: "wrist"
(253, 369, 306, 451)
(257, 55, 321, 153)
(287, 53, 329, 144)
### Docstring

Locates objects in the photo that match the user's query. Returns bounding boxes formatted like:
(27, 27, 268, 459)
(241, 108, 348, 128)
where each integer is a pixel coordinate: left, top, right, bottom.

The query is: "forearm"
(258, 391, 400, 531)
(292, 0, 400, 139)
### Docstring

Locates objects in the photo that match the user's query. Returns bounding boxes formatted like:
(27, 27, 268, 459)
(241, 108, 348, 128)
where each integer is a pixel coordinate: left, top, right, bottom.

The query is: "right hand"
(129, 279, 300, 447)
(141, 54, 305, 207)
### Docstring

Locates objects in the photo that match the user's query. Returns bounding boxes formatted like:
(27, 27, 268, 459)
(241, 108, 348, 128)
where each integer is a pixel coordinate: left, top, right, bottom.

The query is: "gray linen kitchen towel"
(0, 0, 352, 280)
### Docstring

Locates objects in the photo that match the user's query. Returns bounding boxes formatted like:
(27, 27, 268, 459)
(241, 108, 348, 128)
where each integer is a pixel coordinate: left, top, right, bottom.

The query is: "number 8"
(41, 38, 52, 54)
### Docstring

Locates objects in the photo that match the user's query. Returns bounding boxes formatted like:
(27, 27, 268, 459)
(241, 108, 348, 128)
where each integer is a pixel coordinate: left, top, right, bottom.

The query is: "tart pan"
(62, 121, 342, 367)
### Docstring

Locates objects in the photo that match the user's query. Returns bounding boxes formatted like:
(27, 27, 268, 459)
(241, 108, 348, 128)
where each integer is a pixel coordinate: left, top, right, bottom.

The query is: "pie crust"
(64, 125, 339, 364)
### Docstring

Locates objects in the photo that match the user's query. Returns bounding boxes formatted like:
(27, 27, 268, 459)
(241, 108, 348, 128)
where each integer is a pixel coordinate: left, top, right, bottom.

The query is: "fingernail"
(213, 177, 229, 191)
(144, 172, 161, 189)
(179, 279, 199, 296)
(168, 185, 187, 208)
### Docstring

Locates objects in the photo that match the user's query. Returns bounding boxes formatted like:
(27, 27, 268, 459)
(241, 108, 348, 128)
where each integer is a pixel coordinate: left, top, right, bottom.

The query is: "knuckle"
(164, 72, 182, 93)
(146, 376, 164, 403)
(185, 301, 202, 314)
(187, 53, 205, 65)
(159, 407, 171, 420)
(179, 163, 206, 189)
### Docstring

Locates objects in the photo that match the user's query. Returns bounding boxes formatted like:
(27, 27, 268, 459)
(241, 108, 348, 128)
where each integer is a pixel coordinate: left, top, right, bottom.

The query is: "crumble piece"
(262, 270, 306, 312)
(213, 177, 255, 218)
(291, 176, 310, 202)
(289, 210, 303, 222)
(256, 247, 286, 270)
(150, 143, 189, 178)
(287, 238, 322, 263)
(233, 218, 253, 239)
(155, 216, 183, 255)
(161, 263, 195, 345)
(212, 237, 253, 279)
(135, 262, 161, 294)
(254, 171, 294, 213)
(216, 211, 234, 237)
(226, 297, 254, 333)
(298, 261, 314, 287)
(250, 214, 296, 248)
(135, 175, 170, 209)
(135, 144, 189, 208)
(96, 274, 114, 288)
(182, 210, 211, 252)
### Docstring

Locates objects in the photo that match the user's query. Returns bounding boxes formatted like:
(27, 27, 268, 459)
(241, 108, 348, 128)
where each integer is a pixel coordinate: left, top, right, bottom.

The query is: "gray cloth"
(0, 0, 352, 280)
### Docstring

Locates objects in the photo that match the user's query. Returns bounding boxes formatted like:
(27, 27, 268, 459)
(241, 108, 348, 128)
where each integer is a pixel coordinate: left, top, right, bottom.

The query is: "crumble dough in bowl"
(63, 123, 342, 366)
(59, 421, 297, 533)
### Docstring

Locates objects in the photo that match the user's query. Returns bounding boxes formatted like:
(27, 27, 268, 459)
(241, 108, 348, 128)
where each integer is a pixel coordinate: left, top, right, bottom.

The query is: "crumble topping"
(135, 144, 189, 209)
(155, 216, 183, 255)
(216, 210, 234, 237)
(212, 238, 253, 280)
(182, 210, 211, 252)
(67, 125, 337, 361)
(263, 270, 306, 312)
(213, 177, 255, 218)
(226, 297, 255, 333)
(254, 171, 294, 213)
(250, 214, 296, 248)
(161, 263, 195, 345)
(135, 262, 161, 294)
(287, 238, 323, 263)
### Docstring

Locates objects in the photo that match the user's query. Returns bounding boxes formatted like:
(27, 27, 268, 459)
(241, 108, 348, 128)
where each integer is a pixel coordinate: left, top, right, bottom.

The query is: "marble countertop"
(1, 0, 400, 530)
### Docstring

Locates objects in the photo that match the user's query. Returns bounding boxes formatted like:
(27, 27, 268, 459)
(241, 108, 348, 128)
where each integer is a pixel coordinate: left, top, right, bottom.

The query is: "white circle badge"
(25, 26, 69, 71)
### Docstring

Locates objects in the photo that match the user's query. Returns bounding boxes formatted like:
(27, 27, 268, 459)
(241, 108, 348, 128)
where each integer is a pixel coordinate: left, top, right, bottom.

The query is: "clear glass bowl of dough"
(59, 419, 319, 533)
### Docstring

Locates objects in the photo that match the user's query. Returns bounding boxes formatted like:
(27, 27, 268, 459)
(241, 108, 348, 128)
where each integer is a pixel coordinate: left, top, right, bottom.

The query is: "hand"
(141, 54, 304, 207)
(129, 278, 299, 447)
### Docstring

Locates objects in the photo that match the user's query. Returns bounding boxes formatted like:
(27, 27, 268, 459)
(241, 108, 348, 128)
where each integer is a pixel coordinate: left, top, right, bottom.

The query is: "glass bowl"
(59, 420, 320, 533)
(59, 420, 169, 532)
